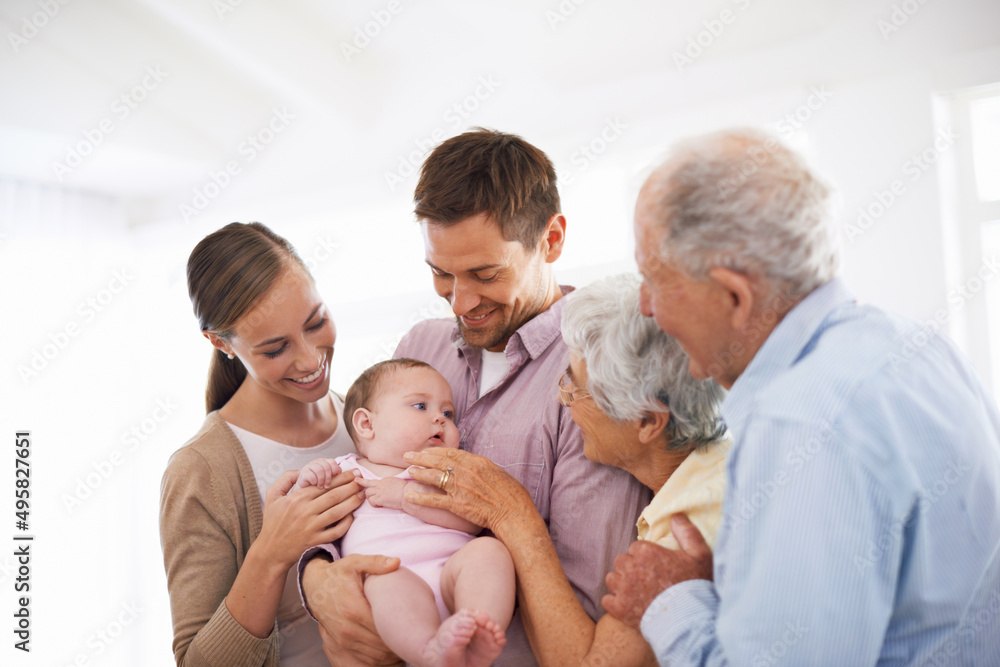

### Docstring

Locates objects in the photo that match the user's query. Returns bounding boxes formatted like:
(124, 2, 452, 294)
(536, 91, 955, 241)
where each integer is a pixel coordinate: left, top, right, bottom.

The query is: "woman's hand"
(257, 468, 364, 568)
(401, 447, 535, 537)
(303, 554, 403, 666)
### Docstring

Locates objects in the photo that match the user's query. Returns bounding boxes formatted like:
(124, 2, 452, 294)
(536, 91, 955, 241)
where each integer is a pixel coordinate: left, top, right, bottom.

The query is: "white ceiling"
(1, 0, 998, 227)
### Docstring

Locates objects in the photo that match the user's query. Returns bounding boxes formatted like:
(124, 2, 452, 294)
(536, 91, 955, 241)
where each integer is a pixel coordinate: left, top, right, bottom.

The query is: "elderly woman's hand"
(402, 447, 535, 536)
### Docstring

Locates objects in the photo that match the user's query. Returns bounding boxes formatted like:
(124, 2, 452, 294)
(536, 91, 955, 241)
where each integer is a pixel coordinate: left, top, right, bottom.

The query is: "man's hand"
(356, 477, 406, 510)
(301, 554, 403, 666)
(603, 514, 713, 630)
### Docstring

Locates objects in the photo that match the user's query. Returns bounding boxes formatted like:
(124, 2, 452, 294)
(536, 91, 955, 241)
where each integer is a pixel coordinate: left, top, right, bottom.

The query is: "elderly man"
(604, 128, 1000, 665)
(302, 128, 649, 666)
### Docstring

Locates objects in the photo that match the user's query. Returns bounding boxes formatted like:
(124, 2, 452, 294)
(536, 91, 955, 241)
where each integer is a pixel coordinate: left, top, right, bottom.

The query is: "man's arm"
(616, 418, 900, 665)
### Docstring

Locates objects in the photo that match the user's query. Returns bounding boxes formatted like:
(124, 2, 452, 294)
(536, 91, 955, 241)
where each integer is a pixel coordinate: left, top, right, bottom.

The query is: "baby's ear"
(353, 408, 376, 440)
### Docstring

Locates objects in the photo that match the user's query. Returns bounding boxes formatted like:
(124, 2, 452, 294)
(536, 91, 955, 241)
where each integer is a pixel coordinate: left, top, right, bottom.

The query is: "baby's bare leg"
(364, 568, 443, 665)
(441, 536, 516, 628)
(365, 568, 480, 667)
(439, 537, 516, 667)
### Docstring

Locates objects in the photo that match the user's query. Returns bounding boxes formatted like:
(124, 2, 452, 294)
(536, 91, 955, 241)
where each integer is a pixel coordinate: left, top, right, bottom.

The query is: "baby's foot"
(466, 610, 506, 667)
(422, 608, 477, 667)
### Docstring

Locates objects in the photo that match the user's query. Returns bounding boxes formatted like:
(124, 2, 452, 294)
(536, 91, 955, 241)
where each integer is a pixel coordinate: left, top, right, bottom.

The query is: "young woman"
(160, 222, 363, 666)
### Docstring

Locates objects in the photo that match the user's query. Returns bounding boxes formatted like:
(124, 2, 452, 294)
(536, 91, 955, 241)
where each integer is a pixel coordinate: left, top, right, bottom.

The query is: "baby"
(294, 358, 514, 667)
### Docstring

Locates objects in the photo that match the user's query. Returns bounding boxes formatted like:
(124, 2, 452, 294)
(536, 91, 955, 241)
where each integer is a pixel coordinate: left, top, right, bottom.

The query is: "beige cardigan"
(159, 412, 281, 666)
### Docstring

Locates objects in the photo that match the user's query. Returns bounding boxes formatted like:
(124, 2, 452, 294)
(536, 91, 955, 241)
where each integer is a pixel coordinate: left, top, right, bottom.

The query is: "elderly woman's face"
(563, 354, 647, 471)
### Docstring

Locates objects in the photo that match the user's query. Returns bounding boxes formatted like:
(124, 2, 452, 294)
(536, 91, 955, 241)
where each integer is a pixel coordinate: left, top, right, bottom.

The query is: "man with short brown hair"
(302, 128, 649, 666)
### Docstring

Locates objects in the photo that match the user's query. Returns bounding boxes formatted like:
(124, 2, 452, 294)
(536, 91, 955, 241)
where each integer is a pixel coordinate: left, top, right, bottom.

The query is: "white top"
(227, 393, 355, 667)
(479, 349, 510, 397)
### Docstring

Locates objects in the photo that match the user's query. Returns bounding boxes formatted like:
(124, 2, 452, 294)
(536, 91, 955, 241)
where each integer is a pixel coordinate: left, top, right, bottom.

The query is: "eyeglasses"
(558, 371, 591, 407)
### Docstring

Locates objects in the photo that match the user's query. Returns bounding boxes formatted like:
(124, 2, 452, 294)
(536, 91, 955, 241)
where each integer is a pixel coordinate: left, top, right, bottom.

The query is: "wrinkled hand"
(292, 457, 341, 491)
(303, 554, 403, 666)
(402, 447, 534, 535)
(258, 469, 363, 568)
(356, 476, 406, 509)
(603, 514, 714, 630)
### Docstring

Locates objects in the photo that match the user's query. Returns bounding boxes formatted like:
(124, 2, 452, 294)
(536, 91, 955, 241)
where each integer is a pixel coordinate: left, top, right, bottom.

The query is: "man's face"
(634, 186, 730, 384)
(423, 212, 553, 351)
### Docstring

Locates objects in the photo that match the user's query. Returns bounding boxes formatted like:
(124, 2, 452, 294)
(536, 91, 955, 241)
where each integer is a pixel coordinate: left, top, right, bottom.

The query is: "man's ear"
(540, 214, 567, 263)
(638, 409, 670, 444)
(203, 331, 233, 357)
(353, 408, 376, 440)
(707, 267, 756, 331)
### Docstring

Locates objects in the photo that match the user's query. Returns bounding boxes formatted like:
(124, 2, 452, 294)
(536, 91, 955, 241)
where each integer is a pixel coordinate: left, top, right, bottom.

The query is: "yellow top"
(636, 439, 731, 550)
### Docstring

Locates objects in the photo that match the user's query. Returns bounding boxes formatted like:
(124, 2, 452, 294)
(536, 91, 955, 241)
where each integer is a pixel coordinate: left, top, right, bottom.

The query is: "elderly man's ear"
(638, 411, 670, 444)
(707, 266, 759, 331)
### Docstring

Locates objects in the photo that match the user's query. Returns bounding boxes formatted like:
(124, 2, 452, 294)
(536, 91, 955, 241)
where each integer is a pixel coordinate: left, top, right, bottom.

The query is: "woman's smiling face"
(224, 263, 336, 404)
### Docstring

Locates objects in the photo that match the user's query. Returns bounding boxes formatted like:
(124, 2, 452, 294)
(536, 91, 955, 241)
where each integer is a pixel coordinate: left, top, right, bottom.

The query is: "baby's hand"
(356, 477, 406, 510)
(291, 458, 341, 491)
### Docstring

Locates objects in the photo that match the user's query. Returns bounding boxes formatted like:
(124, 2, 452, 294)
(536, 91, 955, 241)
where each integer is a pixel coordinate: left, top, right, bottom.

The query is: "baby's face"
(360, 366, 460, 467)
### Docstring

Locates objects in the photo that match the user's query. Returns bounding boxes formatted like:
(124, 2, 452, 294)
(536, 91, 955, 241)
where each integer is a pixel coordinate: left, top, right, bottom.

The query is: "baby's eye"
(413, 402, 426, 410)
(443, 410, 454, 420)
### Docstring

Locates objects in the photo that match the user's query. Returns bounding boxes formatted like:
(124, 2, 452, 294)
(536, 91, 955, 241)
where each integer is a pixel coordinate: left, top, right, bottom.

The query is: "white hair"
(648, 127, 839, 299)
(561, 273, 726, 452)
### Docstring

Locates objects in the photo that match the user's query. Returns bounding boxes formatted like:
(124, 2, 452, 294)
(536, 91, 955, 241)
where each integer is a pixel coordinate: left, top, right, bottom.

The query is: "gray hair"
(647, 127, 839, 300)
(561, 273, 726, 452)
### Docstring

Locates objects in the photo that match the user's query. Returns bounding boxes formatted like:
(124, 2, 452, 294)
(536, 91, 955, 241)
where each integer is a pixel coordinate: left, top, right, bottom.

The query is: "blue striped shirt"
(640, 277, 1000, 665)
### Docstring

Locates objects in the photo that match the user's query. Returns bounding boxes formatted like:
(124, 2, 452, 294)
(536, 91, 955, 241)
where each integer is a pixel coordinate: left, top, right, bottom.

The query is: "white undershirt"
(226, 393, 355, 667)
(479, 349, 511, 398)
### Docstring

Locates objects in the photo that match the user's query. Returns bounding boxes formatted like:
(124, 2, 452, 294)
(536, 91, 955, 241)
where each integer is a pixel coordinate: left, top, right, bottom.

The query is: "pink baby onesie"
(337, 453, 475, 620)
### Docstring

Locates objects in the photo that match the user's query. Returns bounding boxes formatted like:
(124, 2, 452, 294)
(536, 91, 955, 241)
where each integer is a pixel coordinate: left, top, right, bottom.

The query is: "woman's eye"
(307, 316, 328, 331)
(263, 344, 287, 359)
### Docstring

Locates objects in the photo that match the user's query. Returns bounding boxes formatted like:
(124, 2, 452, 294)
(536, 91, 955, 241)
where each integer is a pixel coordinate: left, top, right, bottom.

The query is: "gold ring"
(438, 467, 453, 491)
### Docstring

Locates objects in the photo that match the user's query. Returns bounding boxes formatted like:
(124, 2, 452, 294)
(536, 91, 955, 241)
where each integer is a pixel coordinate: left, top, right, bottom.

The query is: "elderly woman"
(405, 273, 729, 666)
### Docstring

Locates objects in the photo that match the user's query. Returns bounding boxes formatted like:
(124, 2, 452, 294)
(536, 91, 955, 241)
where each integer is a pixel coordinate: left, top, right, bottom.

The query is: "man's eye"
(476, 274, 498, 283)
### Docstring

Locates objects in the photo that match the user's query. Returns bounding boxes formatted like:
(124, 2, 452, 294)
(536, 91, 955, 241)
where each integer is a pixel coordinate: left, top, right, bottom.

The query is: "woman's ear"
(353, 408, 376, 440)
(638, 410, 670, 444)
(203, 330, 233, 357)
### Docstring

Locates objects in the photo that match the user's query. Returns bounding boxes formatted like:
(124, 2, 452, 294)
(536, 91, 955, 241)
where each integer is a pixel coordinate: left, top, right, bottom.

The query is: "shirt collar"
(449, 285, 575, 368)
(722, 277, 856, 435)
